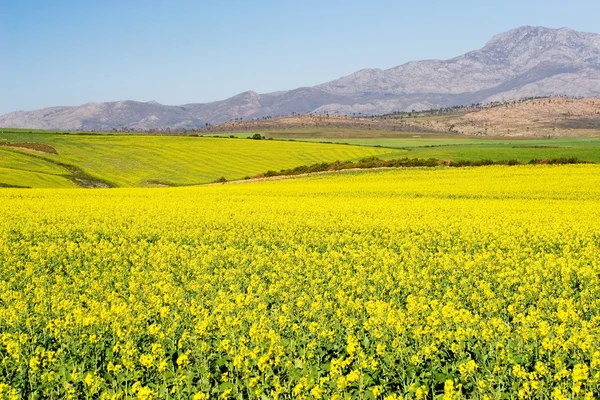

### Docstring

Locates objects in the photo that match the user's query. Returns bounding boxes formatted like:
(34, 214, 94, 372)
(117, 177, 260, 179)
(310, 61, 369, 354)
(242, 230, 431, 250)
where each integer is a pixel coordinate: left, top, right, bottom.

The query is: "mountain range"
(2, 25, 600, 131)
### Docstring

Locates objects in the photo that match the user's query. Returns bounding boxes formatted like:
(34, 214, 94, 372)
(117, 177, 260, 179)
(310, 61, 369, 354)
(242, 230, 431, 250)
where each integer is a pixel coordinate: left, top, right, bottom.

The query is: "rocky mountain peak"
(477, 26, 600, 68)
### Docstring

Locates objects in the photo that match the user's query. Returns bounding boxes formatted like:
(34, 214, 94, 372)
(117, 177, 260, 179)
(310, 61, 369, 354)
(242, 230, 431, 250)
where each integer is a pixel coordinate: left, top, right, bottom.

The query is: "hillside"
(207, 97, 600, 138)
(0, 133, 399, 188)
(397, 97, 600, 136)
(2, 26, 600, 130)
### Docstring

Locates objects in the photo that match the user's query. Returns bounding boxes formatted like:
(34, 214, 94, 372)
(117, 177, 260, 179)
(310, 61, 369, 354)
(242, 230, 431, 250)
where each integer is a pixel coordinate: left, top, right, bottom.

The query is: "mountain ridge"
(2, 25, 600, 130)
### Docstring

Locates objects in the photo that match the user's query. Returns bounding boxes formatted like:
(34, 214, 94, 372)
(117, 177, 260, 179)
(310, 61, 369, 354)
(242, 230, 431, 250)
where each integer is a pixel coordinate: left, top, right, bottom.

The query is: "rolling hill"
(0, 133, 401, 188)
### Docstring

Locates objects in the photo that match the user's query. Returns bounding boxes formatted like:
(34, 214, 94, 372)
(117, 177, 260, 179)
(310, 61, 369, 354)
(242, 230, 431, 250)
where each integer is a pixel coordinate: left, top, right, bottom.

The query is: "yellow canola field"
(1, 165, 600, 399)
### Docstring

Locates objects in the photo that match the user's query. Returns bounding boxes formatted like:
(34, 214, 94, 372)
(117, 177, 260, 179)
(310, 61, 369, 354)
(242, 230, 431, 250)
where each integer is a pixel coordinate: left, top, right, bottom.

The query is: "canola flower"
(0, 165, 600, 399)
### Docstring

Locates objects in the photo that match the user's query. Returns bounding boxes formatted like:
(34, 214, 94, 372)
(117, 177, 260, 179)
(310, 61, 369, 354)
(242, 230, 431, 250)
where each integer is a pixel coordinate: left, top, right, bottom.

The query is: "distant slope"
(0, 101, 205, 131)
(395, 97, 600, 137)
(201, 97, 600, 138)
(2, 26, 600, 130)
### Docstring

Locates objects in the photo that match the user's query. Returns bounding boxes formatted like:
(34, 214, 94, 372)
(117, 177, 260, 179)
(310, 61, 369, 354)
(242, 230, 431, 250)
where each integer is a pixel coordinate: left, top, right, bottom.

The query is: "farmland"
(294, 137, 600, 163)
(220, 133, 600, 164)
(0, 131, 401, 188)
(1, 165, 600, 398)
(2, 129, 600, 189)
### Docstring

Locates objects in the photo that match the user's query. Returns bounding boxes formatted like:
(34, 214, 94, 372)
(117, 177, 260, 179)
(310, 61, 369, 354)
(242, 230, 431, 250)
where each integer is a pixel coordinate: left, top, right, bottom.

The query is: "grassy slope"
(0, 148, 76, 188)
(0, 167, 77, 188)
(0, 148, 69, 175)
(0, 131, 399, 188)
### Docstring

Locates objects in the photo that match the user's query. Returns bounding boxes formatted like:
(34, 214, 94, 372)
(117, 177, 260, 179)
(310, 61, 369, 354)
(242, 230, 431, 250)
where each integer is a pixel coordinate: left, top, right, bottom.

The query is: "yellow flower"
(176, 353, 189, 368)
(416, 386, 428, 400)
(70, 370, 81, 382)
(131, 382, 142, 393)
(310, 385, 325, 399)
(249, 377, 260, 388)
(139, 354, 155, 368)
(552, 388, 568, 400)
(29, 357, 40, 371)
(136, 386, 156, 400)
(1, 164, 599, 399)
(573, 364, 589, 382)
(84, 373, 95, 387)
(459, 359, 477, 379)
(346, 335, 358, 355)
(444, 380, 456, 400)
(346, 370, 360, 383)
(372, 386, 383, 397)
(148, 324, 161, 335)
(157, 359, 168, 372)
(151, 343, 163, 355)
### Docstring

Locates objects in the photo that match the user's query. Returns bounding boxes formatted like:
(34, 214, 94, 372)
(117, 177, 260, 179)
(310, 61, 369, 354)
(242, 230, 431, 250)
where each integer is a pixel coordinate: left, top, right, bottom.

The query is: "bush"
(214, 177, 227, 183)
(547, 157, 584, 165)
(472, 159, 495, 166)
(251, 157, 594, 181)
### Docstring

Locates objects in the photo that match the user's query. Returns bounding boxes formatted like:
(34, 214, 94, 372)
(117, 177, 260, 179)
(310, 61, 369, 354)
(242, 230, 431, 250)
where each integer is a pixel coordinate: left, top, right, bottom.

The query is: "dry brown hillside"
(209, 98, 600, 138)
(408, 98, 600, 137)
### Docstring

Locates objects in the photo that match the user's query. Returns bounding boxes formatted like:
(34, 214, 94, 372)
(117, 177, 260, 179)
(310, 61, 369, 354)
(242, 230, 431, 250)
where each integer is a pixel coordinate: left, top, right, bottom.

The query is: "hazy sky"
(2, 0, 600, 114)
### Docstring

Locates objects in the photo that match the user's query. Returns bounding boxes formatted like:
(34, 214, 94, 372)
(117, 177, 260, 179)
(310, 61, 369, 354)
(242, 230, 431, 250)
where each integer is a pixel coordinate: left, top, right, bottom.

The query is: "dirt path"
(0, 142, 58, 154)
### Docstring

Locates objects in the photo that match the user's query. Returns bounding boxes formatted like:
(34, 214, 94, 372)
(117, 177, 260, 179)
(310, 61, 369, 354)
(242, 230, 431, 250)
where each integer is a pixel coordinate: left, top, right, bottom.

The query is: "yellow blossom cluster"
(0, 165, 599, 398)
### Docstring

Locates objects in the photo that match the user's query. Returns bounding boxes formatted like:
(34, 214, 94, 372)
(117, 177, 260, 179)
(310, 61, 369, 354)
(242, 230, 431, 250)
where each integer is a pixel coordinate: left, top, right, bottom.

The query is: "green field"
(290, 137, 600, 162)
(0, 131, 402, 188)
(217, 131, 600, 162)
(2, 128, 600, 189)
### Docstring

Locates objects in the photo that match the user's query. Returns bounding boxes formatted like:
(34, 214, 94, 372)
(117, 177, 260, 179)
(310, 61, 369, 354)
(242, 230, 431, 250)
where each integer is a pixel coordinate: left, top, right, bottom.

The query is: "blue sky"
(2, 0, 600, 114)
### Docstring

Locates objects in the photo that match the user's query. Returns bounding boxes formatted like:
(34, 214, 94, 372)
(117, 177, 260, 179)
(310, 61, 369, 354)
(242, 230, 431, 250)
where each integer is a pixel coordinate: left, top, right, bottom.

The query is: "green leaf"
(216, 357, 227, 367)
(434, 373, 447, 383)
(219, 382, 234, 392)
